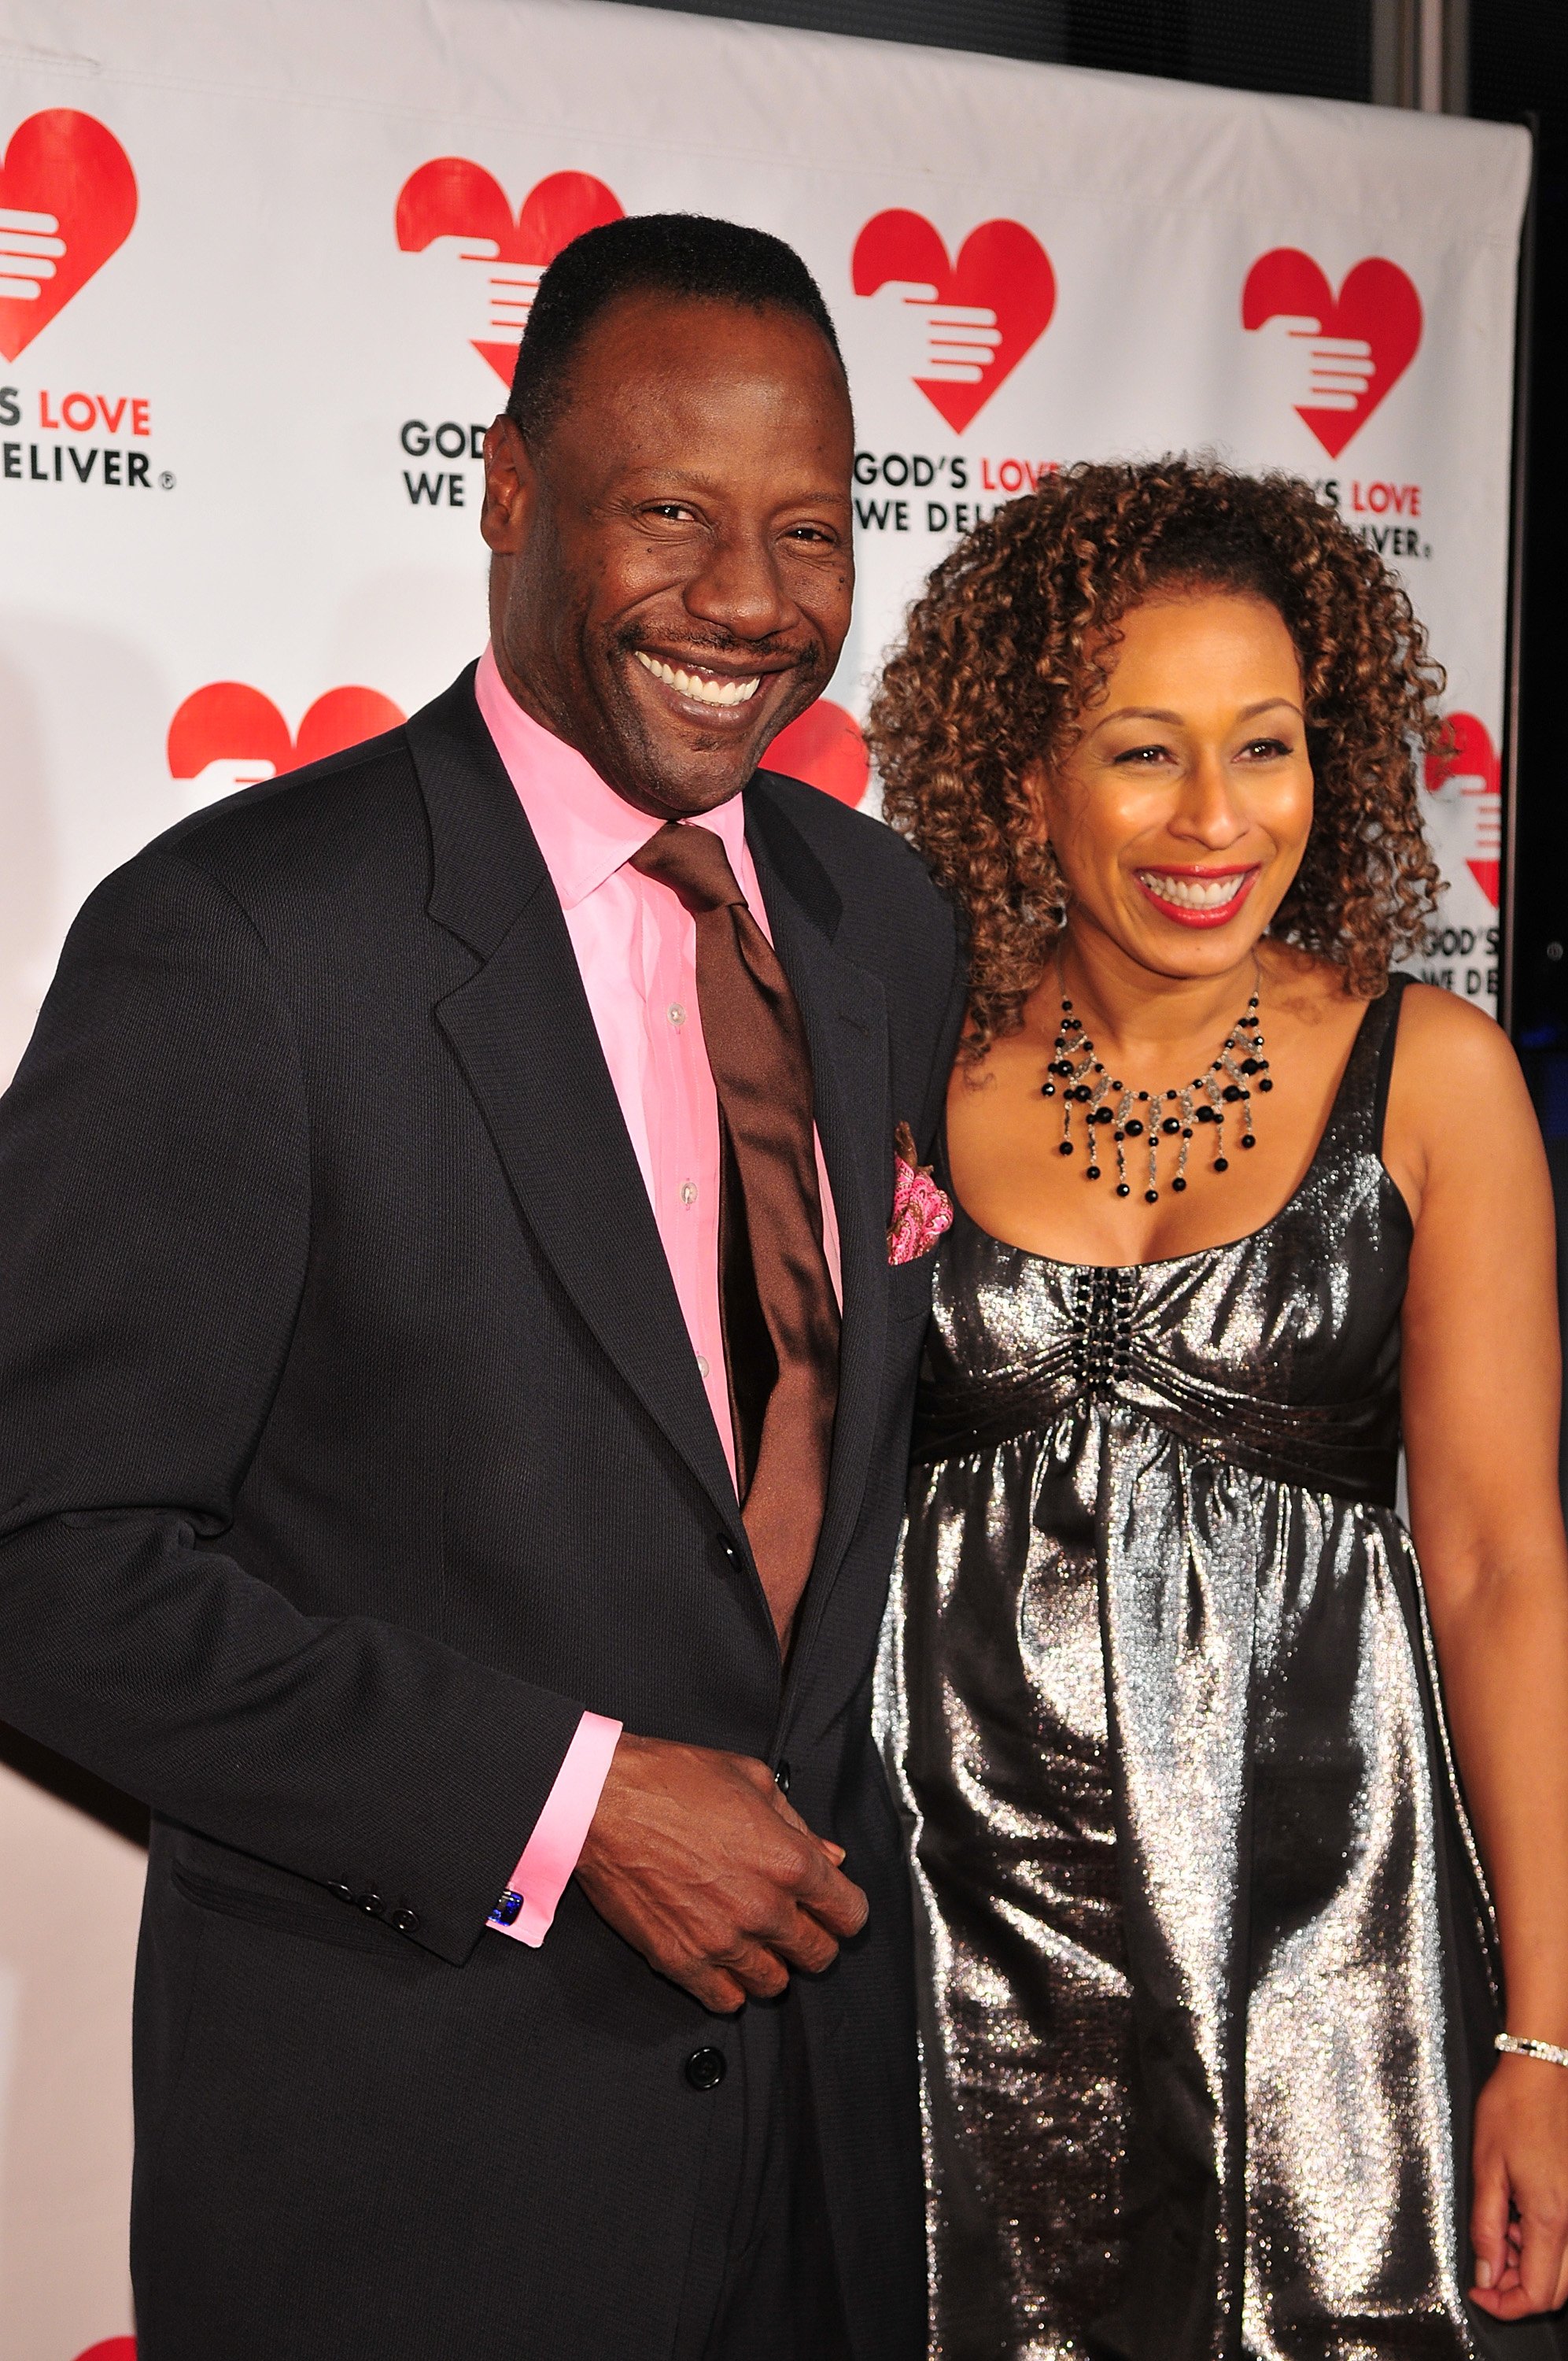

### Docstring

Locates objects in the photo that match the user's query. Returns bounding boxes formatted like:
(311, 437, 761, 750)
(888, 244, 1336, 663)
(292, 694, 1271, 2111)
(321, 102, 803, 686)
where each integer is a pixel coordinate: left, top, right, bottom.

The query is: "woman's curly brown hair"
(869, 457, 1447, 1062)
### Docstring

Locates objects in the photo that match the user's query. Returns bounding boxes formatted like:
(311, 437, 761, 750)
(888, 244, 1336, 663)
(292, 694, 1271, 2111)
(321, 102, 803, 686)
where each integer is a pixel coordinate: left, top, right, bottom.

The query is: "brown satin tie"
(631, 821, 839, 1646)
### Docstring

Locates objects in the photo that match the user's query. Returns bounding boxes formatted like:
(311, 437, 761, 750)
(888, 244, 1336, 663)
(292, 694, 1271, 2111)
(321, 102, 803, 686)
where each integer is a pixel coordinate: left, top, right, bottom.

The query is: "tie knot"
(630, 820, 747, 916)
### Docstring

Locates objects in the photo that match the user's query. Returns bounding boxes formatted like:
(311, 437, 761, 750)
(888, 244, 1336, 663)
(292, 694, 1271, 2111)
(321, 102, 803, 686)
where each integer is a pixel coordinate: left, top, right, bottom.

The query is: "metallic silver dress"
(878, 981, 1566, 2360)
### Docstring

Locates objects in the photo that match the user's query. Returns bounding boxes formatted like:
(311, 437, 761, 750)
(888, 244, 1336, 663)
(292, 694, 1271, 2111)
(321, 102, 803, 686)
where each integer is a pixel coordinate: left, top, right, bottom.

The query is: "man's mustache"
(617, 627, 822, 672)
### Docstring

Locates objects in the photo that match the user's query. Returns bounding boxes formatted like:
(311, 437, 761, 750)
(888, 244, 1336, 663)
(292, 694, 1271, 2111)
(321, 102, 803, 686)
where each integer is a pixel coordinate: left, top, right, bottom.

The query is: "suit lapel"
(746, 781, 893, 1616)
(408, 673, 743, 1538)
(405, 683, 897, 1609)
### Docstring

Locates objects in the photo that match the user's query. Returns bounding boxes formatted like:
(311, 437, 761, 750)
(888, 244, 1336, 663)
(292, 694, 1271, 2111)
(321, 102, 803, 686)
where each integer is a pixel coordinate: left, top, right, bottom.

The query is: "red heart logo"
(1423, 711, 1500, 907)
(71, 2341, 137, 2360)
(167, 684, 407, 783)
(768, 699, 869, 807)
(395, 161, 623, 383)
(0, 111, 138, 363)
(852, 210, 1055, 434)
(1241, 249, 1422, 460)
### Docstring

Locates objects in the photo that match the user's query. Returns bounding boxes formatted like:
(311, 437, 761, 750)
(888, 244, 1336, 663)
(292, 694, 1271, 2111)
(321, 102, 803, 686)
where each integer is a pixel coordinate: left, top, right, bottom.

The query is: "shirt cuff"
(487, 1709, 622, 1946)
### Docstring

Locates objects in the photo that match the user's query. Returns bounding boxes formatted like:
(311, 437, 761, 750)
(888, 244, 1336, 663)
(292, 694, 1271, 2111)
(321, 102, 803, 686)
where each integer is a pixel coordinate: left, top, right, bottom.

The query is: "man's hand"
(574, 1731, 869, 2012)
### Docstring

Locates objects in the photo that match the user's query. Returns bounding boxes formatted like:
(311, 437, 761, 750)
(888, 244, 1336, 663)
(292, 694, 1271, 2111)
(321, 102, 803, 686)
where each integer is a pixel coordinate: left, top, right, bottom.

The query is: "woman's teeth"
(1138, 870, 1252, 910)
(634, 651, 762, 708)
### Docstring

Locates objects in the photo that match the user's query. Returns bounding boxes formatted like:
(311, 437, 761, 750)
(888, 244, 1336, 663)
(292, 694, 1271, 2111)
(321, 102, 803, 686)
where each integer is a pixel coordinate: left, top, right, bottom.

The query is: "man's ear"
(480, 414, 535, 555)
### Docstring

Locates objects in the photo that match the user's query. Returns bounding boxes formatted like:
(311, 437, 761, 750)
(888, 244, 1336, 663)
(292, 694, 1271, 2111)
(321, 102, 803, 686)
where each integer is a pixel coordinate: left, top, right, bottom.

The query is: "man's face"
(480, 291, 854, 818)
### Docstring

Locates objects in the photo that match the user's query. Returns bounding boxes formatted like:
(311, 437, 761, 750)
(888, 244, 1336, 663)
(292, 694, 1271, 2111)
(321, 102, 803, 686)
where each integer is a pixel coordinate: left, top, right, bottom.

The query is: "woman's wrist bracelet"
(1496, 2032, 1568, 2070)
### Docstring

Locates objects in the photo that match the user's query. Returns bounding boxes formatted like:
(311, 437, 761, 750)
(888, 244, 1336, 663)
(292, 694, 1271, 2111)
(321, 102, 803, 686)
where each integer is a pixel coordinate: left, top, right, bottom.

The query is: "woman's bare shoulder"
(1392, 980, 1522, 1094)
(1384, 982, 1540, 1225)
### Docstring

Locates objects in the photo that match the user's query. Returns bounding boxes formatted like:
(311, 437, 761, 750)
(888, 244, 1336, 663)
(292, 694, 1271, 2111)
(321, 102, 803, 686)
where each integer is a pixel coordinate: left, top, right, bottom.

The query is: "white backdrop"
(0, 4, 1531, 2352)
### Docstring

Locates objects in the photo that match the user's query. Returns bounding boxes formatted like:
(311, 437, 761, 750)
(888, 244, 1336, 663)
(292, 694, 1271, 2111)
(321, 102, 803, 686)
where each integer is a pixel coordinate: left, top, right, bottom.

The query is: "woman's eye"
(1242, 737, 1293, 759)
(1114, 744, 1172, 767)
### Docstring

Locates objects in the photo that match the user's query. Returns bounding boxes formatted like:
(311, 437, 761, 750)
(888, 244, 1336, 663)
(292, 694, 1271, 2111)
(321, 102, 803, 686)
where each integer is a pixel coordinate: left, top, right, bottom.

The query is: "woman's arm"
(1396, 984, 1568, 2322)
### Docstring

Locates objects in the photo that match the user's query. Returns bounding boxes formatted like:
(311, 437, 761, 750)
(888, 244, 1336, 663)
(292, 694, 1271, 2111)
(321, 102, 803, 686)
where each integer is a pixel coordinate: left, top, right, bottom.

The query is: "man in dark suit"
(0, 215, 962, 2358)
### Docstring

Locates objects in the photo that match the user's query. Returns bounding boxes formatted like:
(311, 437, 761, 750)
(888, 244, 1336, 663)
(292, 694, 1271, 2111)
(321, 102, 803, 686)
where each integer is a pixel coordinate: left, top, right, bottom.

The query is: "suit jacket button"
(356, 1892, 384, 1916)
(685, 2046, 726, 2092)
(392, 1907, 420, 1934)
(775, 1760, 791, 1794)
(330, 1883, 354, 1903)
(716, 1535, 740, 1567)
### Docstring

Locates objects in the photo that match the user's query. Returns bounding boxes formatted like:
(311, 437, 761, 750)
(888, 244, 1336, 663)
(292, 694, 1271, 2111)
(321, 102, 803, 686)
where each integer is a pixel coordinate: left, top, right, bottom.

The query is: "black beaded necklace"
(1041, 962, 1271, 1203)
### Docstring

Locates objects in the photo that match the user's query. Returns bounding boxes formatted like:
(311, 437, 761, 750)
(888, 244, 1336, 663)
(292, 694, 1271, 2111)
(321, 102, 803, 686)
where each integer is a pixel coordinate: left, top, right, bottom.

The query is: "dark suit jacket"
(0, 669, 965, 2359)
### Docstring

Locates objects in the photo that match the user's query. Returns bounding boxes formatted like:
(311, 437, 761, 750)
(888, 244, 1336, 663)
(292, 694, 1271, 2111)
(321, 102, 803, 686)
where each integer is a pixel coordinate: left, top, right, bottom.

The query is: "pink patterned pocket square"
(887, 1121, 954, 1266)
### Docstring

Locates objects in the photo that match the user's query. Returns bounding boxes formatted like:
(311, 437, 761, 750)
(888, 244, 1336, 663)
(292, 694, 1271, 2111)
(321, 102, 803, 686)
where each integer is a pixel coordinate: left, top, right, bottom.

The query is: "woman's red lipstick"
(1133, 864, 1260, 930)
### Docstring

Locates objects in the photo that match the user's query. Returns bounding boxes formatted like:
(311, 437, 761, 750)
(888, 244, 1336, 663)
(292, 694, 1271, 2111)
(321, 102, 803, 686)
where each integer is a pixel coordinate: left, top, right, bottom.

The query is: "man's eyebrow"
(615, 471, 851, 503)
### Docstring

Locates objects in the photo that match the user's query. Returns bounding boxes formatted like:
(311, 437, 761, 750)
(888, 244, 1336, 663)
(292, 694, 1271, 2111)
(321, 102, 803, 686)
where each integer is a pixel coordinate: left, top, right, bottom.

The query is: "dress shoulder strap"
(1319, 972, 1410, 1163)
(1369, 973, 1412, 1158)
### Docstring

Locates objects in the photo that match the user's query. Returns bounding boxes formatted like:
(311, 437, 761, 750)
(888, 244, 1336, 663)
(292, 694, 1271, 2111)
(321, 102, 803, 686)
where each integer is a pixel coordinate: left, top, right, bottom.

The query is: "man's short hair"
(506, 212, 844, 445)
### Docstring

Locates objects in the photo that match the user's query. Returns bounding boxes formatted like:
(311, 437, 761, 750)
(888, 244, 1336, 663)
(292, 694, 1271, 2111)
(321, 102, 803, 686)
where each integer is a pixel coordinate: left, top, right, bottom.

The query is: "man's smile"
(625, 643, 814, 740)
(632, 648, 765, 709)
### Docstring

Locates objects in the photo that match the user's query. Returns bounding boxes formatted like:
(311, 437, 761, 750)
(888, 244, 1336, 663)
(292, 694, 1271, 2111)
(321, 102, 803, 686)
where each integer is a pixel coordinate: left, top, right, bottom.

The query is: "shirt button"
(680, 1181, 698, 1207)
(696, 1355, 710, 1378)
(685, 2046, 726, 2092)
(667, 1003, 687, 1026)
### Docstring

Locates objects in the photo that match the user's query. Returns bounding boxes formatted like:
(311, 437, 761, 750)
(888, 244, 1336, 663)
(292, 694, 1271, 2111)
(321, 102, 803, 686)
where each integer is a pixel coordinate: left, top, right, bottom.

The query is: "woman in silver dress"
(871, 460, 1568, 2359)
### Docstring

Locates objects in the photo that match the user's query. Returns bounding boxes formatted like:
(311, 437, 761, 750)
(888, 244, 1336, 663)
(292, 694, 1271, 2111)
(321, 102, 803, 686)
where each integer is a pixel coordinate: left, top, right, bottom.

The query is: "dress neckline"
(944, 983, 1411, 1277)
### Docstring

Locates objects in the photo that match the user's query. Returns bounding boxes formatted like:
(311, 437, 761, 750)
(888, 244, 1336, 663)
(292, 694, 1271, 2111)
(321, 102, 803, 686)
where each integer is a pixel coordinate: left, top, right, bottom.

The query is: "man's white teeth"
(634, 650, 762, 708)
(1139, 870, 1251, 911)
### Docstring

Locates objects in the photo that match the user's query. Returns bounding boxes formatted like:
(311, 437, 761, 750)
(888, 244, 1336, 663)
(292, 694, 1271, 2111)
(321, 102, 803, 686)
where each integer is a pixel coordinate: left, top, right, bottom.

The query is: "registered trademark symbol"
(159, 471, 175, 490)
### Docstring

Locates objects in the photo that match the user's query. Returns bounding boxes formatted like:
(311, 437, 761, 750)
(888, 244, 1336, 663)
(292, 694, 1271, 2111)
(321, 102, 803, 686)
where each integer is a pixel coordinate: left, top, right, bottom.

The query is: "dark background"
(626, 0, 1375, 99)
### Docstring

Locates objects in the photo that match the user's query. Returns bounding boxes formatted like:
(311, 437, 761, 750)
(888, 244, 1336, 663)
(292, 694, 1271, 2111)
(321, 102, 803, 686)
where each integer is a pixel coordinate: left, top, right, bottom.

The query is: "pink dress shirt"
(474, 648, 840, 1945)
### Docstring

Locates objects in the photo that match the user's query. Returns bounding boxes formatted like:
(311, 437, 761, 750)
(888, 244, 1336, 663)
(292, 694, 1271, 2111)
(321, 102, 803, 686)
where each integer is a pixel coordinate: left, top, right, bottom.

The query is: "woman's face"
(1031, 589, 1315, 978)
